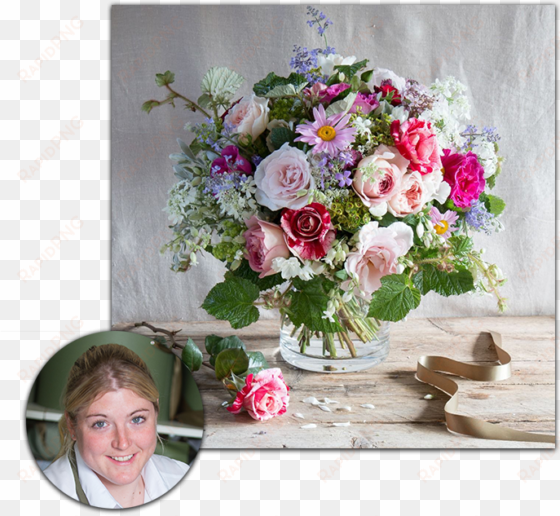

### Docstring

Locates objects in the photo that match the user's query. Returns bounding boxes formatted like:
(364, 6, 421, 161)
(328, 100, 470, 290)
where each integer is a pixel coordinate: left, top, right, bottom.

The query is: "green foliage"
(246, 351, 269, 375)
(226, 259, 285, 292)
(269, 127, 296, 150)
(181, 338, 203, 371)
(206, 335, 246, 367)
(253, 72, 307, 97)
(361, 70, 373, 83)
(142, 100, 160, 114)
(448, 235, 473, 256)
(325, 92, 357, 117)
(368, 274, 421, 322)
(200, 67, 244, 108)
(211, 221, 245, 263)
(269, 97, 304, 122)
(480, 193, 506, 216)
(215, 348, 250, 381)
(287, 277, 343, 333)
(155, 71, 175, 87)
(332, 59, 369, 80)
(202, 276, 260, 329)
(413, 266, 474, 297)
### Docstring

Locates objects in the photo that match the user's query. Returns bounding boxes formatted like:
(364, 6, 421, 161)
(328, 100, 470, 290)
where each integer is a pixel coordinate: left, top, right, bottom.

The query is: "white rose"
(317, 54, 357, 77)
(224, 94, 270, 141)
(371, 68, 406, 92)
(254, 143, 315, 211)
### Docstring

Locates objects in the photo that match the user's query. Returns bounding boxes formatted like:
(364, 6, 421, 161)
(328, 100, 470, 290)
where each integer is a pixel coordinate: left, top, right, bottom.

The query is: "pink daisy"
(429, 207, 459, 240)
(294, 104, 356, 156)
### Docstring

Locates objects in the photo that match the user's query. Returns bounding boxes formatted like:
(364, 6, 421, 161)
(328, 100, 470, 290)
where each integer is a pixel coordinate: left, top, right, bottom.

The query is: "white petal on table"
(318, 405, 332, 412)
(332, 422, 351, 427)
(292, 413, 305, 419)
(360, 404, 375, 409)
(337, 406, 352, 412)
(301, 424, 317, 429)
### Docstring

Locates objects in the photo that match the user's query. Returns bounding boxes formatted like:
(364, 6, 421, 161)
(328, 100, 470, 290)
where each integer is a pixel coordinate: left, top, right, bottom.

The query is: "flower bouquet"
(143, 7, 506, 373)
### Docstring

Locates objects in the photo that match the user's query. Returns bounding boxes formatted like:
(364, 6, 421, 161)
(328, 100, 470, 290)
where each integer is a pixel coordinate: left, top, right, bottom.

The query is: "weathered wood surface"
(112, 317, 556, 449)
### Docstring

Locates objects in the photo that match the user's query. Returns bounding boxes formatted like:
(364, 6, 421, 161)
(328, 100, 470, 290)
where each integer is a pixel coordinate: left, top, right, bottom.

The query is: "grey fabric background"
(111, 5, 555, 324)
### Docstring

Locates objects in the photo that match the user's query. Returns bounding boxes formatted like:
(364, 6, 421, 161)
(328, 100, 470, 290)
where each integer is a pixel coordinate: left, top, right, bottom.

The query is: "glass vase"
(279, 298, 390, 374)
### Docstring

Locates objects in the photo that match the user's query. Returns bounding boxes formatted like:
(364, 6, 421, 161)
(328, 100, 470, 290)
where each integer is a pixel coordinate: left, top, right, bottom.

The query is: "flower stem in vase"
(339, 330, 358, 358)
(325, 332, 337, 357)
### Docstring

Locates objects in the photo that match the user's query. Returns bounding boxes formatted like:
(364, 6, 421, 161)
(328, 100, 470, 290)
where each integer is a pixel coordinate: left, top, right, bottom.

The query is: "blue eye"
(93, 421, 107, 429)
(132, 416, 145, 425)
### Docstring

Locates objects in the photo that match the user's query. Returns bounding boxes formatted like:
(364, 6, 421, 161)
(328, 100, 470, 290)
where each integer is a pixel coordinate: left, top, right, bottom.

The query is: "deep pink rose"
(375, 81, 402, 106)
(319, 83, 351, 103)
(350, 92, 380, 114)
(390, 119, 442, 175)
(442, 149, 486, 208)
(280, 203, 336, 260)
(227, 368, 290, 422)
(211, 146, 252, 175)
(243, 216, 290, 278)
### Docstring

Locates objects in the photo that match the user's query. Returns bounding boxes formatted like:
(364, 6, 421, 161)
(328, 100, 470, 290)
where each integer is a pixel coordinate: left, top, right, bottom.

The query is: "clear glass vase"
(279, 298, 390, 374)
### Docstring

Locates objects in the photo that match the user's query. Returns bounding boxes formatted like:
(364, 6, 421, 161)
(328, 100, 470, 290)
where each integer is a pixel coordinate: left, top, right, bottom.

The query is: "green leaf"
(181, 338, 203, 371)
(197, 93, 213, 109)
(448, 235, 473, 256)
(207, 335, 246, 366)
(253, 72, 307, 97)
(361, 70, 373, 83)
(287, 277, 343, 333)
(481, 193, 506, 216)
(215, 348, 250, 381)
(200, 67, 244, 98)
(141, 100, 160, 114)
(269, 127, 296, 150)
(486, 174, 496, 189)
(265, 84, 299, 98)
(333, 270, 348, 281)
(204, 335, 224, 355)
(177, 139, 196, 161)
(368, 274, 421, 322)
(226, 259, 285, 291)
(155, 71, 175, 87)
(413, 265, 474, 297)
(333, 59, 369, 80)
(325, 92, 357, 118)
(245, 351, 269, 375)
(202, 276, 260, 329)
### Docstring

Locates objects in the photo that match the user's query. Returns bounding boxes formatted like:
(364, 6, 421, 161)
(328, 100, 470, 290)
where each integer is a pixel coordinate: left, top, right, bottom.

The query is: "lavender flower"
(465, 200, 495, 234)
(335, 170, 352, 188)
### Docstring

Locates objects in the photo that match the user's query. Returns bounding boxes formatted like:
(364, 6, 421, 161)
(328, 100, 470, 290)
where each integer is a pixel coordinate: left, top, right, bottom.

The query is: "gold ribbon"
(415, 331, 555, 444)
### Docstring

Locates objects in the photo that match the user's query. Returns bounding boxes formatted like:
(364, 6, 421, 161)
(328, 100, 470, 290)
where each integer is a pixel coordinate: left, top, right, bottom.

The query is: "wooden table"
(113, 316, 555, 449)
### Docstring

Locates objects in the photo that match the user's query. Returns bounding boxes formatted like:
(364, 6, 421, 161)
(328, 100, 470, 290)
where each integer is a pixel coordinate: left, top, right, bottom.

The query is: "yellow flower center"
(435, 220, 449, 235)
(317, 125, 337, 141)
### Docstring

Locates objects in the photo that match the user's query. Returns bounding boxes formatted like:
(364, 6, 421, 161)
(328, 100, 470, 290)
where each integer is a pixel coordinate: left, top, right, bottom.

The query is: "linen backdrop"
(111, 5, 555, 324)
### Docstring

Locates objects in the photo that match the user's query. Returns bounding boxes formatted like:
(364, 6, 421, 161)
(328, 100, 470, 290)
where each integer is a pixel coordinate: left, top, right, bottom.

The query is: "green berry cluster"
(369, 114, 394, 148)
(211, 221, 245, 263)
(330, 192, 371, 233)
(269, 98, 304, 122)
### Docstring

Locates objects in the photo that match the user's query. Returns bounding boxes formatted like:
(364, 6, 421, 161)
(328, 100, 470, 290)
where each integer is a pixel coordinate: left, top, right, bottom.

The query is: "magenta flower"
(295, 104, 356, 156)
(318, 83, 351, 103)
(211, 145, 252, 176)
(429, 206, 459, 239)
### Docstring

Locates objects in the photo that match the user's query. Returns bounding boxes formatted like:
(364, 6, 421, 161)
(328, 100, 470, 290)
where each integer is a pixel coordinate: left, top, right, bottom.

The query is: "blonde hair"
(55, 344, 160, 461)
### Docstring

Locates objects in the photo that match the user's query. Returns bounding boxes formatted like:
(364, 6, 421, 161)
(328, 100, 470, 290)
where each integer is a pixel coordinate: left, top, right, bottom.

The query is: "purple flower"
(318, 83, 351, 104)
(349, 92, 380, 115)
(211, 146, 252, 176)
(335, 170, 352, 188)
(295, 104, 356, 156)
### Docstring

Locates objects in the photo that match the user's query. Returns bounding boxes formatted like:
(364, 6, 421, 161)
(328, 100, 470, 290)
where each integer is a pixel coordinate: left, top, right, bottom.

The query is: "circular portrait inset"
(25, 331, 203, 508)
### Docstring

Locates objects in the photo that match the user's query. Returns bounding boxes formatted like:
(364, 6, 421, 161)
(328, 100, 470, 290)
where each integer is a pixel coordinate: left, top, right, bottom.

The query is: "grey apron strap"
(69, 445, 90, 505)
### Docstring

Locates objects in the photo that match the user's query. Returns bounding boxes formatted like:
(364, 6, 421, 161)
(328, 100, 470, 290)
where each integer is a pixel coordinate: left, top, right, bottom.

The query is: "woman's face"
(71, 388, 158, 488)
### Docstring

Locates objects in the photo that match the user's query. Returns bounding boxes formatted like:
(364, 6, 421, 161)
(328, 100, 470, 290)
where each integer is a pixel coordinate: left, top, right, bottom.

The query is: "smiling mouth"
(107, 453, 137, 464)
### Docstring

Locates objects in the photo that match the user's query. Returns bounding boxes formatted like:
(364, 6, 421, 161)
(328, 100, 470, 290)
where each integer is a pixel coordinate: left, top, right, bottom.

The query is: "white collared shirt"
(43, 446, 189, 509)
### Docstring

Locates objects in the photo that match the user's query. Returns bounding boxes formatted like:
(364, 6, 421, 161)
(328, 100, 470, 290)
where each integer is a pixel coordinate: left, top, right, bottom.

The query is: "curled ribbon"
(415, 331, 555, 444)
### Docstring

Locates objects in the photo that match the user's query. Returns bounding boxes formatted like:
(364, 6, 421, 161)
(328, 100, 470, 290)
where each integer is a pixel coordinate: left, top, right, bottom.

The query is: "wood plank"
(112, 316, 555, 449)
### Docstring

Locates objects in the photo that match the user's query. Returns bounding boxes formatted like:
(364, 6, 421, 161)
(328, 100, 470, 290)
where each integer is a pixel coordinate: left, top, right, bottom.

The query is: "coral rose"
(227, 368, 290, 422)
(281, 203, 336, 260)
(388, 172, 425, 217)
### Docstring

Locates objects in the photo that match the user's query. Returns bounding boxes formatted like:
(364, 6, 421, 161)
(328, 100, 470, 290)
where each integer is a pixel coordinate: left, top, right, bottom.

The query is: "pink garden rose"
(223, 93, 270, 142)
(442, 149, 485, 208)
(390, 119, 442, 175)
(227, 368, 290, 422)
(352, 145, 409, 216)
(280, 203, 336, 260)
(244, 216, 290, 278)
(344, 221, 413, 300)
(388, 171, 425, 217)
(254, 143, 315, 210)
